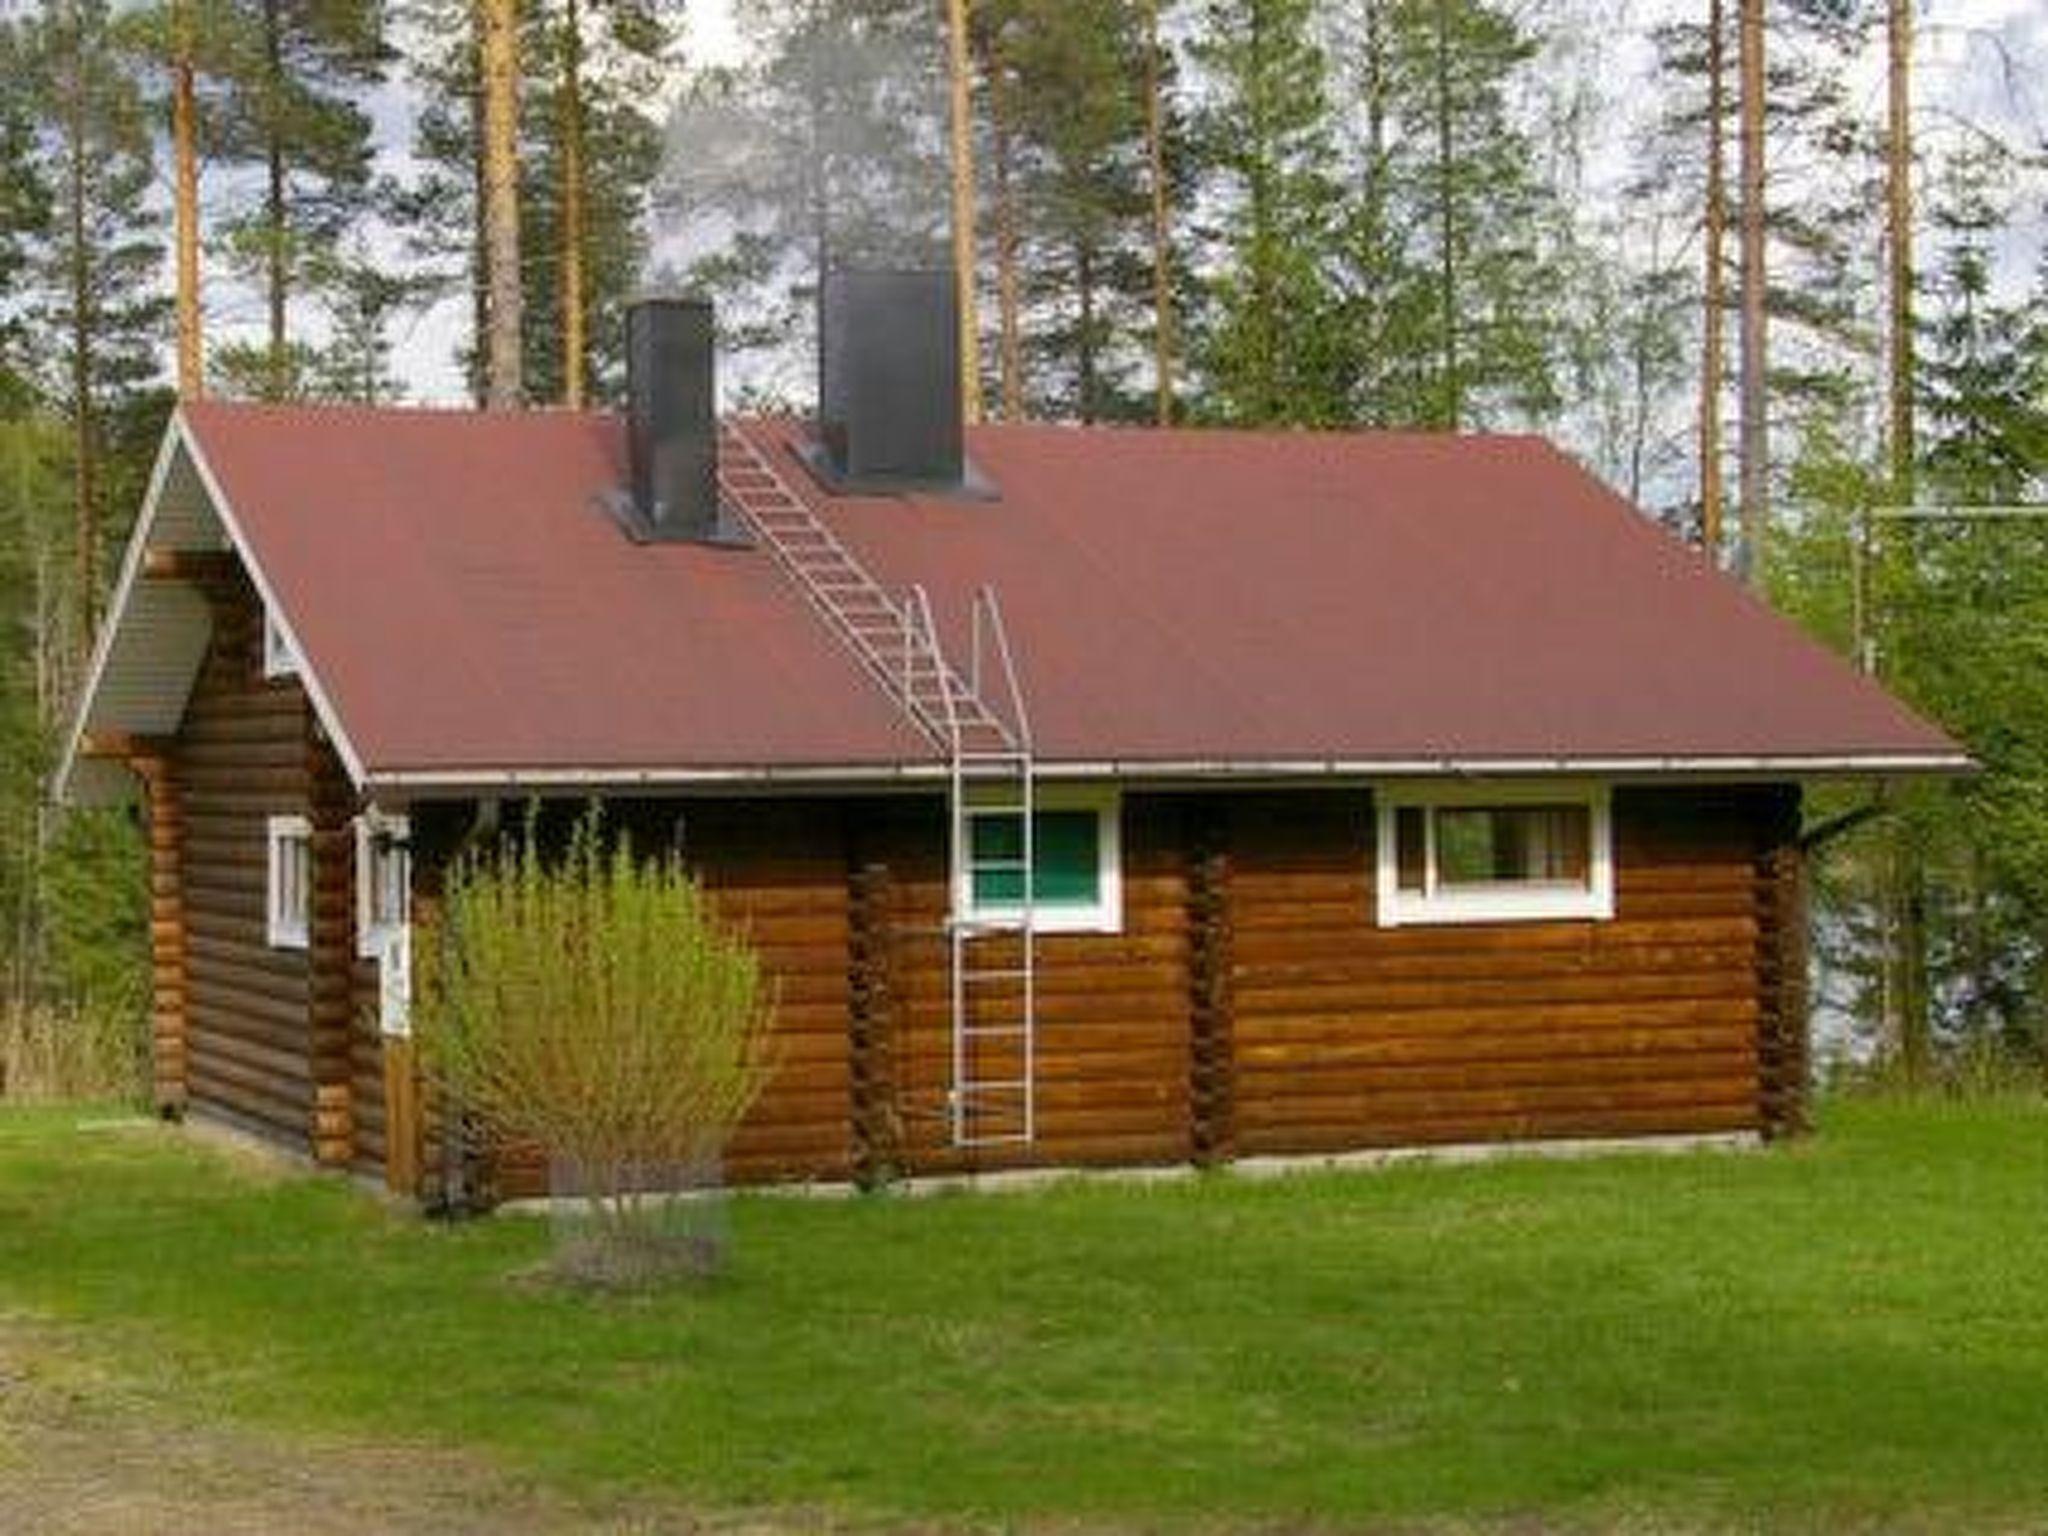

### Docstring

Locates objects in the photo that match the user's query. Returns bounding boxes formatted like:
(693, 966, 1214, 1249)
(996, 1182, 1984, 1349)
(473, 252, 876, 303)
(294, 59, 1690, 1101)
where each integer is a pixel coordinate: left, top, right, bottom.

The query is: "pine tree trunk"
(1886, 0, 1913, 493)
(1699, 0, 1726, 561)
(1248, 0, 1274, 421)
(63, 29, 97, 640)
(1433, 0, 1459, 432)
(479, 0, 524, 410)
(1142, 0, 1175, 426)
(945, 0, 982, 424)
(988, 31, 1023, 421)
(559, 0, 588, 409)
(1882, 0, 1929, 1079)
(1077, 242, 1097, 425)
(469, 57, 490, 408)
(1893, 839, 1931, 1079)
(171, 0, 203, 400)
(263, 0, 289, 399)
(1360, 0, 1385, 422)
(1736, 0, 1766, 588)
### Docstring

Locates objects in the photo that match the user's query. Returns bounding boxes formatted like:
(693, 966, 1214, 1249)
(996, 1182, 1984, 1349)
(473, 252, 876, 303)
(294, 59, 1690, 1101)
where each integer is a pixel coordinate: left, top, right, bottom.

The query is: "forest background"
(1, 0, 2044, 1091)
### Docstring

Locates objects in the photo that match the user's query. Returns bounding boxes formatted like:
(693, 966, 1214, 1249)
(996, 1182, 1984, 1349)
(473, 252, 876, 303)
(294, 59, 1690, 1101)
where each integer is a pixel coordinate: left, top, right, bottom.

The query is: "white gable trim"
(176, 415, 366, 785)
(57, 410, 369, 803)
(56, 423, 188, 804)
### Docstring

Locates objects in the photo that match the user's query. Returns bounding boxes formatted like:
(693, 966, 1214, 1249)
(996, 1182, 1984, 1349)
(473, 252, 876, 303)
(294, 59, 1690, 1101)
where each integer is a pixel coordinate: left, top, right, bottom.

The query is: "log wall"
(136, 752, 187, 1115)
(1225, 786, 1779, 1154)
(852, 796, 1196, 1179)
(153, 737, 1801, 1195)
(171, 575, 316, 1150)
(481, 800, 861, 1200)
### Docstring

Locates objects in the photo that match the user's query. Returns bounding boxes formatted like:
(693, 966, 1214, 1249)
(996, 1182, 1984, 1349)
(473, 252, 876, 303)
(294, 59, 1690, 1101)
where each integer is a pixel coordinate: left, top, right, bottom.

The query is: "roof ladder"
(716, 426, 1037, 1149)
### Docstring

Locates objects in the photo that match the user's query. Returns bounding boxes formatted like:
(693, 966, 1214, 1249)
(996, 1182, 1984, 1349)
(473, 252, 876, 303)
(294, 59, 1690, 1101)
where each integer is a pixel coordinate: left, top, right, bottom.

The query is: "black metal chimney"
(622, 296, 730, 543)
(807, 268, 976, 496)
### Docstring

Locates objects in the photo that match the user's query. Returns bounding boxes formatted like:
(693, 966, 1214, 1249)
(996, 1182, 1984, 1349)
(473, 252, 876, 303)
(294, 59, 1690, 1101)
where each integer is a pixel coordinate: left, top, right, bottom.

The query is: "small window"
(266, 815, 311, 948)
(355, 811, 411, 958)
(1377, 786, 1613, 927)
(263, 606, 298, 679)
(961, 786, 1121, 933)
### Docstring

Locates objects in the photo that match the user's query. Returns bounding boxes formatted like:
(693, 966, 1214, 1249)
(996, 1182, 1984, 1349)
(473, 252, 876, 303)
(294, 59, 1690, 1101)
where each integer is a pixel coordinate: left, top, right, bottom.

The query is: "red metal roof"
(177, 401, 1961, 786)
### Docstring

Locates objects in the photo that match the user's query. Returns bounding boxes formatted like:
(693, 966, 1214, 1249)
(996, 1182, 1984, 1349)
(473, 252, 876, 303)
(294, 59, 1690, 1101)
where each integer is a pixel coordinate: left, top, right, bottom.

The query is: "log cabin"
(59, 271, 1967, 1203)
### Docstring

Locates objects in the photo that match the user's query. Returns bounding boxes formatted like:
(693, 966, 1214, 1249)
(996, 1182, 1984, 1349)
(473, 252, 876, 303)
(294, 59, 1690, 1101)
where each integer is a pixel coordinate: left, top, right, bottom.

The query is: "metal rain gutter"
(362, 751, 1975, 798)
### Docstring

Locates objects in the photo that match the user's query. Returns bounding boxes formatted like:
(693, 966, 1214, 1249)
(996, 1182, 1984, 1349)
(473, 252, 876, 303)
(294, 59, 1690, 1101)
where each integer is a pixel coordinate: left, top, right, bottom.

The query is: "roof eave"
(360, 750, 1976, 800)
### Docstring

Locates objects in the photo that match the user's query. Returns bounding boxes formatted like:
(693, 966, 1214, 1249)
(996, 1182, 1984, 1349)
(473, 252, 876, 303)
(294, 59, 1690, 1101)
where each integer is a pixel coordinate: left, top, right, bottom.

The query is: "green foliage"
(1771, 139, 2048, 1074)
(987, 0, 1163, 422)
(1187, 0, 1346, 425)
(210, 0, 388, 398)
(6, 0, 168, 424)
(4, 1100, 2048, 1524)
(658, 0, 949, 385)
(418, 809, 776, 1244)
(0, 84, 51, 414)
(519, 0, 675, 406)
(1366, 0, 1570, 429)
(393, 0, 676, 406)
(37, 807, 147, 1027)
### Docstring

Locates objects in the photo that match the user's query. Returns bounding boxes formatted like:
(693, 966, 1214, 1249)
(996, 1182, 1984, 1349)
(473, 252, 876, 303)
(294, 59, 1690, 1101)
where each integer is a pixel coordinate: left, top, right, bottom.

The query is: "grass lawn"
(2, 1101, 2045, 1530)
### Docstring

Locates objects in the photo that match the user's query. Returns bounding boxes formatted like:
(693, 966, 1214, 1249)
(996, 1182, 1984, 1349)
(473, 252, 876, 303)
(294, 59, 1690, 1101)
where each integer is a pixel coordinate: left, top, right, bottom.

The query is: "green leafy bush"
(417, 810, 776, 1276)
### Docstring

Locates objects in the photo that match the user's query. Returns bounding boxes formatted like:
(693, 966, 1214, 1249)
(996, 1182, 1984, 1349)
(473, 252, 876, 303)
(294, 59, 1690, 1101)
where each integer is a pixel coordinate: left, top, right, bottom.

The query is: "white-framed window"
(959, 784, 1122, 934)
(354, 810, 411, 959)
(263, 605, 298, 679)
(1375, 783, 1614, 928)
(266, 814, 312, 948)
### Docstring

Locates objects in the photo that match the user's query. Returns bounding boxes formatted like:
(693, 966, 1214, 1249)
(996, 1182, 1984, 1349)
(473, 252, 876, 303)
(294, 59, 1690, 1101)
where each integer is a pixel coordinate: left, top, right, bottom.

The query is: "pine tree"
(996, 0, 1156, 422)
(213, 0, 386, 400)
(520, 0, 673, 406)
(480, 0, 525, 407)
(1377, 0, 1568, 430)
(1141, 0, 1178, 424)
(390, 0, 488, 402)
(1188, 0, 1345, 426)
(10, 0, 169, 651)
(306, 236, 441, 403)
(0, 79, 52, 416)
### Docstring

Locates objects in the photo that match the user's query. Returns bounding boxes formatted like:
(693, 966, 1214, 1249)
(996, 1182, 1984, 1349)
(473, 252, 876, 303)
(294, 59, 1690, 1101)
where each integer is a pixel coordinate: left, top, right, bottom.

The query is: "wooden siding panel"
(173, 577, 313, 1154)
(868, 795, 1193, 1178)
(433, 782, 1785, 1199)
(1228, 787, 1769, 1154)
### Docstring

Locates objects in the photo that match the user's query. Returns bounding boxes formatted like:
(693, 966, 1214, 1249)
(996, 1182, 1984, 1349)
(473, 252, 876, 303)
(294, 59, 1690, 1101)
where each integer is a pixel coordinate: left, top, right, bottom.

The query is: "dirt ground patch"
(0, 1314, 851, 1536)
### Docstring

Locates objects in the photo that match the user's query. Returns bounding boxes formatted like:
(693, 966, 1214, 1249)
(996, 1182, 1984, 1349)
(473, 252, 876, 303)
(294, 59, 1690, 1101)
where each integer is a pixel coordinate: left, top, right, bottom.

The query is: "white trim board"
(177, 414, 367, 785)
(56, 411, 371, 805)
(1375, 781, 1615, 928)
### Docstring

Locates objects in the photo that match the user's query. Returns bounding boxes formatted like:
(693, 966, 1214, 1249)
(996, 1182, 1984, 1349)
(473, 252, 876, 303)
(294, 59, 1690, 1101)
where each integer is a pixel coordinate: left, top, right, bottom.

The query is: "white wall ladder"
(717, 426, 1037, 1147)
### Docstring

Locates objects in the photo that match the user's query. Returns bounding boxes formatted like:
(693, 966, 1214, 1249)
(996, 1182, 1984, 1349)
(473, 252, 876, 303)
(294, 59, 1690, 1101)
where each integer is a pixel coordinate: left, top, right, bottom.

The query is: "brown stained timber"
(135, 752, 188, 1115)
(847, 850, 902, 1187)
(305, 718, 357, 1168)
(1755, 786, 1810, 1139)
(142, 547, 242, 583)
(159, 714, 1800, 1190)
(171, 575, 313, 1154)
(1186, 801, 1235, 1165)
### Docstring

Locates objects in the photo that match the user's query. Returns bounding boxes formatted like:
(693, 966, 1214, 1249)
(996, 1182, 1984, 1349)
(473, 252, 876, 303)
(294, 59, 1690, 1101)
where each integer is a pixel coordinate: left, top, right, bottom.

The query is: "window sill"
(1379, 888, 1614, 928)
(960, 905, 1122, 936)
